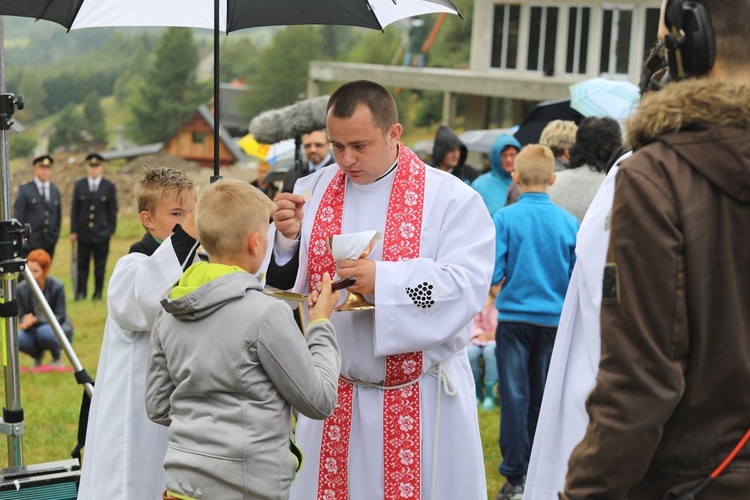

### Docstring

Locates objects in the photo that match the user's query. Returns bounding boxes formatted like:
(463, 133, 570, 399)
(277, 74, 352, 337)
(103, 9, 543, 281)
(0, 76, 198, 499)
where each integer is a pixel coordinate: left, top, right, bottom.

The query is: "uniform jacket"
(71, 177, 118, 243)
(563, 79, 750, 499)
(146, 262, 340, 499)
(14, 181, 62, 251)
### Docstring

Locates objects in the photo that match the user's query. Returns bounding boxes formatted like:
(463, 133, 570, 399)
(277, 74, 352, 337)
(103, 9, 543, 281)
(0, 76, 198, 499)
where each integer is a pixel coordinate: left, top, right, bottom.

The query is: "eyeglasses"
(87, 163, 102, 167)
(303, 142, 328, 149)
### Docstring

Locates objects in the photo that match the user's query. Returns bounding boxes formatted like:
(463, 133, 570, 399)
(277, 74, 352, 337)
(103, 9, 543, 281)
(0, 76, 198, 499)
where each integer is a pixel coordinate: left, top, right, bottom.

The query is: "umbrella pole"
(212, 0, 222, 182)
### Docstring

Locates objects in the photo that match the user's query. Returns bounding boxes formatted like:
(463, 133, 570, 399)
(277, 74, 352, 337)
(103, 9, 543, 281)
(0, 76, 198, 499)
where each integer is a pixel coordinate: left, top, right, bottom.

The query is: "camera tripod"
(0, 32, 93, 471)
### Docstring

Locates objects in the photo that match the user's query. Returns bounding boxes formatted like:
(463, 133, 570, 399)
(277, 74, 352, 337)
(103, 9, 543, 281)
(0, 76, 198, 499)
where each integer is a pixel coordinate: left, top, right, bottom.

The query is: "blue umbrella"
(569, 77, 640, 122)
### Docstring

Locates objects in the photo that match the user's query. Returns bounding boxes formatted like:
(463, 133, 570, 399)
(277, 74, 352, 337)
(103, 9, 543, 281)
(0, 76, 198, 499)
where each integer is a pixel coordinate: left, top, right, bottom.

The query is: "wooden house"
(161, 105, 245, 168)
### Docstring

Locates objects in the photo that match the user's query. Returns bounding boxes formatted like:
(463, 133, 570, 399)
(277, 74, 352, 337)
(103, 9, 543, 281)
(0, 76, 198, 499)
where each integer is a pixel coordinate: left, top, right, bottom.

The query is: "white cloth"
(273, 162, 495, 500)
(78, 236, 197, 499)
(523, 153, 630, 500)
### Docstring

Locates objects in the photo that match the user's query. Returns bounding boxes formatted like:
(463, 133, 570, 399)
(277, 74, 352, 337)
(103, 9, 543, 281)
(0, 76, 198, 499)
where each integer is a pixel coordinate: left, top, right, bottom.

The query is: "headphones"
(663, 0, 716, 79)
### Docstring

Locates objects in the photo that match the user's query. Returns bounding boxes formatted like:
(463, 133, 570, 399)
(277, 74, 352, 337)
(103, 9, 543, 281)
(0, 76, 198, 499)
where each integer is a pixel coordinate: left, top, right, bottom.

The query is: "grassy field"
(0, 212, 505, 499)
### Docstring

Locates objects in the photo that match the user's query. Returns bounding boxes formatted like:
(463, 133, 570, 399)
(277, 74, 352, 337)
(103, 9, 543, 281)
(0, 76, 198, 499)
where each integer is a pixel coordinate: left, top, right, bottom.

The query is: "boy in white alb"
(78, 167, 199, 499)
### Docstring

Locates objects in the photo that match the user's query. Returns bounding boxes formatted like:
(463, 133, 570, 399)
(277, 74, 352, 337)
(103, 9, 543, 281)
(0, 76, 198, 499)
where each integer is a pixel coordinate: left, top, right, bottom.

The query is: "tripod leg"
(21, 266, 93, 397)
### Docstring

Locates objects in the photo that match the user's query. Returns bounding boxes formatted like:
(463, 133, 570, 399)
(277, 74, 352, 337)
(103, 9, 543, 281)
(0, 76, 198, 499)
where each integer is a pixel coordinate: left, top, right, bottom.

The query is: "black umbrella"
(0, 0, 462, 178)
(513, 99, 585, 147)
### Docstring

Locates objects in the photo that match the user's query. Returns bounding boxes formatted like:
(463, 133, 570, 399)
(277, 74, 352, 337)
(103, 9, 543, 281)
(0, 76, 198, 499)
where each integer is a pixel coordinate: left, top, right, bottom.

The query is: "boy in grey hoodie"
(146, 179, 341, 500)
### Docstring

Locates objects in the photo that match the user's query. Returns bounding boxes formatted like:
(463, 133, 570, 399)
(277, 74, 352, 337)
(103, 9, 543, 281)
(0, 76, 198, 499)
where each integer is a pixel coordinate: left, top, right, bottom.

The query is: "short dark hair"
(327, 80, 398, 134)
(700, 0, 750, 67)
(568, 117, 622, 172)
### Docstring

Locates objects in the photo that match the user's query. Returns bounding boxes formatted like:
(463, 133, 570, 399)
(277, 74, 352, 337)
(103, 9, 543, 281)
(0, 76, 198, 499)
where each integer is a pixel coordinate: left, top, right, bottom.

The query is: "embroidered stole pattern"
(309, 146, 426, 499)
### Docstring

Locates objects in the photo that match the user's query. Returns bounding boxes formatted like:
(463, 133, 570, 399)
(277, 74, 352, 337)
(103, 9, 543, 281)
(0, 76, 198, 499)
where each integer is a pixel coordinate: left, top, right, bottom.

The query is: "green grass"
(0, 213, 506, 499)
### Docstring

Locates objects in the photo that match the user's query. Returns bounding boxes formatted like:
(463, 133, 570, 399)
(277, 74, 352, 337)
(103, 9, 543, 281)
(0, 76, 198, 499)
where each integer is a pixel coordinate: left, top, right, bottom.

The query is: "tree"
(113, 39, 155, 105)
(9, 132, 37, 160)
(17, 70, 47, 120)
(422, 0, 474, 69)
(319, 26, 358, 60)
(341, 28, 402, 65)
(220, 37, 260, 83)
(43, 71, 87, 114)
(48, 104, 86, 152)
(238, 26, 327, 119)
(126, 28, 210, 144)
(83, 92, 108, 143)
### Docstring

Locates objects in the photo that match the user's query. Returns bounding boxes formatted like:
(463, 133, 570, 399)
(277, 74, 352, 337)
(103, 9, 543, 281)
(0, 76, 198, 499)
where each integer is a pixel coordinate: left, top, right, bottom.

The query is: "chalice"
(327, 230, 380, 311)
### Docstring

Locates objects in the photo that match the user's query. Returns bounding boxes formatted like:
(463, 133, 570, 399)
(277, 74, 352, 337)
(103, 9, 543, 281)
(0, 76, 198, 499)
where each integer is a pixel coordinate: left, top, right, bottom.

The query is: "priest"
(266, 80, 495, 500)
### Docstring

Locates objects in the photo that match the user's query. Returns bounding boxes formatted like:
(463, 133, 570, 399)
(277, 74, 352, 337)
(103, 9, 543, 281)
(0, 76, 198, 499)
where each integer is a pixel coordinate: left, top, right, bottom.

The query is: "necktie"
(43, 185, 49, 202)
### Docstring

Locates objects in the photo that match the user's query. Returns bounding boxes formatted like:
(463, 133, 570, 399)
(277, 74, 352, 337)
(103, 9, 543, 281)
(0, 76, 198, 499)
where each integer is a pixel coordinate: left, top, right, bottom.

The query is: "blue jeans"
(496, 321, 556, 483)
(18, 324, 66, 360)
(467, 342, 498, 398)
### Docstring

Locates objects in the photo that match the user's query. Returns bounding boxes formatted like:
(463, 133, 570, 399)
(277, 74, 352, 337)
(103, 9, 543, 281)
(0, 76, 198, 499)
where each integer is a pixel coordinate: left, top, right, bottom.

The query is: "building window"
(192, 132, 205, 144)
(491, 4, 521, 70)
(643, 7, 662, 59)
(600, 7, 634, 75)
(565, 6, 591, 74)
(527, 6, 559, 74)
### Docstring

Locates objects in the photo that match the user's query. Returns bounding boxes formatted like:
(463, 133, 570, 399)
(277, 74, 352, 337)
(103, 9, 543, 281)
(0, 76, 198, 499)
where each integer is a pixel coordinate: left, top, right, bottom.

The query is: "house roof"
(100, 143, 164, 161)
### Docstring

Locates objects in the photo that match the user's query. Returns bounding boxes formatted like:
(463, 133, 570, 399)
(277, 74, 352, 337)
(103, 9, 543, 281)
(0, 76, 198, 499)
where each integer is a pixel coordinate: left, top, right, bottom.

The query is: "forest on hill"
(1, 1, 473, 159)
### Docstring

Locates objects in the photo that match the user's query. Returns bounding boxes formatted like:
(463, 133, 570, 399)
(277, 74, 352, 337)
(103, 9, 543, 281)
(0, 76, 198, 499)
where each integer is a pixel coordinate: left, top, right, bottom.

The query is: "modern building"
(307, 0, 661, 129)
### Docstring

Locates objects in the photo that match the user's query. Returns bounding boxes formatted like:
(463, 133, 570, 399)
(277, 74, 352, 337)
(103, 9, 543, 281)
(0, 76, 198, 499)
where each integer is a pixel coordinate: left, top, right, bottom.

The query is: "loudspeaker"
(664, 0, 716, 78)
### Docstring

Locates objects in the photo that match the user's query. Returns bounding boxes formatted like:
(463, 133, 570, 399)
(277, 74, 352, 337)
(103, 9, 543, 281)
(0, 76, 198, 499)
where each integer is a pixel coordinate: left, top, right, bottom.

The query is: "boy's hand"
(308, 272, 340, 321)
(273, 193, 305, 240)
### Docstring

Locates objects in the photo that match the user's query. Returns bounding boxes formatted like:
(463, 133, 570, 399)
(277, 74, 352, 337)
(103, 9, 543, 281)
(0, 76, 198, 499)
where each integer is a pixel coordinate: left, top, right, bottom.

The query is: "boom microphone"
(249, 96, 329, 145)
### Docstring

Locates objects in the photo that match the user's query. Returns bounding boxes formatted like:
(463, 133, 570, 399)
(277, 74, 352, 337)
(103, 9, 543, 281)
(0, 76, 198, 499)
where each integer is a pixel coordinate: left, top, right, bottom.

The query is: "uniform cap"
(85, 153, 106, 163)
(32, 155, 54, 167)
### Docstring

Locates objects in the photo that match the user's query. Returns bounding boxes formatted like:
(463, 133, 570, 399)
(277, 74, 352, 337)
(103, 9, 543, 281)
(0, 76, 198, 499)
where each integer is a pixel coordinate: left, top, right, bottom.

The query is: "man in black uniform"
(70, 153, 118, 300)
(14, 155, 62, 259)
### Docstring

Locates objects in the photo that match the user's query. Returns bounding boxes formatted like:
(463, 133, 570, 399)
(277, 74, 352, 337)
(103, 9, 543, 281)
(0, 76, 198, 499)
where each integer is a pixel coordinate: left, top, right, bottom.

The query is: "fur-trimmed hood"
(625, 79, 750, 203)
(626, 79, 750, 149)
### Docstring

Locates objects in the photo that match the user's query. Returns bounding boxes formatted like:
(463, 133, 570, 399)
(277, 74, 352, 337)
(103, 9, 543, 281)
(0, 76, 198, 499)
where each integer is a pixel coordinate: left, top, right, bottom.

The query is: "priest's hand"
(338, 259, 375, 294)
(273, 192, 305, 240)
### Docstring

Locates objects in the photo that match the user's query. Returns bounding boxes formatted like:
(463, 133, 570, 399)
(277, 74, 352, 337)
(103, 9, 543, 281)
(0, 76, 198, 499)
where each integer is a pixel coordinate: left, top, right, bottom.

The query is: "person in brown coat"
(562, 0, 750, 498)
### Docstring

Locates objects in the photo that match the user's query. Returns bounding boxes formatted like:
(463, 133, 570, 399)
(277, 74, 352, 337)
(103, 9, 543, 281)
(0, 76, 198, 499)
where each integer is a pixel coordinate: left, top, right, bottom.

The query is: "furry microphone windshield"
(249, 96, 330, 144)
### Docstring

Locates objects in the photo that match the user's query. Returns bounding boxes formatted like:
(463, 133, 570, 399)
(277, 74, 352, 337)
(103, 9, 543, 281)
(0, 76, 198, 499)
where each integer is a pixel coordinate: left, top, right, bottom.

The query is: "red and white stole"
(309, 146, 426, 500)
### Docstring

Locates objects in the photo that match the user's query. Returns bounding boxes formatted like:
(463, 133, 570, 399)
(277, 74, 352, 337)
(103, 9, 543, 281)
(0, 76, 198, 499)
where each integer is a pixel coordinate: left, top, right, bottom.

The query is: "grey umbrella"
(0, 0, 462, 177)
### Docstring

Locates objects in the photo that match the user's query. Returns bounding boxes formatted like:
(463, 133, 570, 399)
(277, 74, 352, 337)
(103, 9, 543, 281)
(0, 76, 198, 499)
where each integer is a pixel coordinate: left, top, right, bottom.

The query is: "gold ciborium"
(327, 231, 380, 311)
